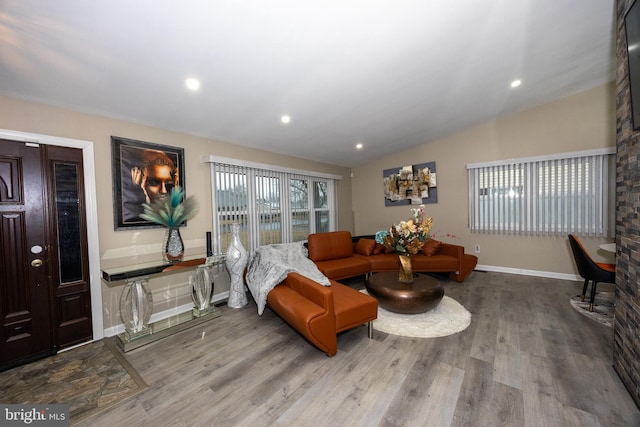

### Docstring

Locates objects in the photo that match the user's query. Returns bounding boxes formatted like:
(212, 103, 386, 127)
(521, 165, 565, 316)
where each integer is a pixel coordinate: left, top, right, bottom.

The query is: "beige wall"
(0, 95, 352, 330)
(351, 82, 616, 276)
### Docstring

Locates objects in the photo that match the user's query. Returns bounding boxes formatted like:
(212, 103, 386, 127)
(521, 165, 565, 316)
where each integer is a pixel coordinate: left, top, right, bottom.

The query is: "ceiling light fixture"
(281, 115, 291, 124)
(510, 79, 522, 88)
(356, 143, 363, 150)
(185, 78, 201, 91)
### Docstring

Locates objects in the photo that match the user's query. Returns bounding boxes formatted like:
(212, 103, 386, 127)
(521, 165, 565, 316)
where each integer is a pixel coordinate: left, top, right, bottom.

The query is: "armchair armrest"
(268, 272, 338, 356)
(438, 242, 463, 259)
(437, 243, 478, 282)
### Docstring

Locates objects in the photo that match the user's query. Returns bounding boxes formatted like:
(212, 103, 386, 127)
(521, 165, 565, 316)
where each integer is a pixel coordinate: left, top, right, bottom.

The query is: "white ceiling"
(0, 0, 616, 167)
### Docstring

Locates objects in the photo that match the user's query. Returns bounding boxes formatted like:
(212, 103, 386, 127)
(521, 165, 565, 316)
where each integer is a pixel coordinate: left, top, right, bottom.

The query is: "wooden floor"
(77, 271, 640, 427)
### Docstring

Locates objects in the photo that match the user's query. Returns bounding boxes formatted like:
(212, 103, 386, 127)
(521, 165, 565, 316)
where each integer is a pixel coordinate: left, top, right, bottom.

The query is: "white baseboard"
(103, 291, 230, 338)
(475, 264, 580, 282)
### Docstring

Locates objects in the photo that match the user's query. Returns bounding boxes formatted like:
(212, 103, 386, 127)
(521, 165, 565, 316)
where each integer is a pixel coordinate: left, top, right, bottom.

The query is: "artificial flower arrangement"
(140, 185, 198, 227)
(375, 204, 433, 255)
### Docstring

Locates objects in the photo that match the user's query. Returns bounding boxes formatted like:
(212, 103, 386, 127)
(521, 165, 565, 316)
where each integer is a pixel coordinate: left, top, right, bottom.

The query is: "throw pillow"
(373, 243, 386, 255)
(422, 238, 442, 256)
(355, 238, 376, 256)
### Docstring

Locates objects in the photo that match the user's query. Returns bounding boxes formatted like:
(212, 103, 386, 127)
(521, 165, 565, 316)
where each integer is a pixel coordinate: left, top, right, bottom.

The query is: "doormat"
(0, 338, 147, 425)
(570, 292, 614, 329)
(361, 290, 471, 338)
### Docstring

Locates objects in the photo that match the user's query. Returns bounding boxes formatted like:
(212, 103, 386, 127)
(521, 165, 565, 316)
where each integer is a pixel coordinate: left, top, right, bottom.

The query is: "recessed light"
(281, 115, 291, 124)
(185, 78, 201, 91)
(356, 143, 363, 150)
(510, 79, 522, 88)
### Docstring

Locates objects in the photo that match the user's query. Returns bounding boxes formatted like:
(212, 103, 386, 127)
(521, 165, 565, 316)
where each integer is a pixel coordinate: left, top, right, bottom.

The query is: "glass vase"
(164, 227, 184, 263)
(398, 254, 414, 283)
(225, 223, 248, 308)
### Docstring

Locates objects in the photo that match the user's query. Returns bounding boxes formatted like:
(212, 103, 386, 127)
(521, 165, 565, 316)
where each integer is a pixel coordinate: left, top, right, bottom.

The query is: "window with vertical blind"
(204, 156, 340, 253)
(467, 148, 615, 237)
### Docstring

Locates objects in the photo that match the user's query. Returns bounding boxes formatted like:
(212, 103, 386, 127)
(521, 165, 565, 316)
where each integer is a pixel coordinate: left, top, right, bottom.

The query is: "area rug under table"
(0, 338, 147, 425)
(361, 290, 472, 338)
(570, 291, 614, 329)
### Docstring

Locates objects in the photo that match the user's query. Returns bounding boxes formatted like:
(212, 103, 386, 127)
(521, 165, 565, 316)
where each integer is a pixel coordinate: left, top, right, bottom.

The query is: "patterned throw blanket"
(245, 242, 330, 315)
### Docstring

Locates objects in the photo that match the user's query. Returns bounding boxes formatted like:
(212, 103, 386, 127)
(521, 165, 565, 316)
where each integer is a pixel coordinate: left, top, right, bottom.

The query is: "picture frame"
(111, 136, 185, 230)
(383, 161, 437, 206)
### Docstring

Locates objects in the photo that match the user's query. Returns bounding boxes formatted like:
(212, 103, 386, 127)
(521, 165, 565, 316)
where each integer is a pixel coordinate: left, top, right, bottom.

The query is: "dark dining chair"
(568, 234, 616, 312)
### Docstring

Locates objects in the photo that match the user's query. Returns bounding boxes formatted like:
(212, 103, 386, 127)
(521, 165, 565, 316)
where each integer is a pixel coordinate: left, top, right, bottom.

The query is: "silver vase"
(164, 227, 184, 263)
(225, 223, 248, 308)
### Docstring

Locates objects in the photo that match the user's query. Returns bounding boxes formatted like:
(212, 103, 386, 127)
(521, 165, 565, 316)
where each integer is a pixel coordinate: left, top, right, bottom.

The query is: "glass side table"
(102, 254, 225, 351)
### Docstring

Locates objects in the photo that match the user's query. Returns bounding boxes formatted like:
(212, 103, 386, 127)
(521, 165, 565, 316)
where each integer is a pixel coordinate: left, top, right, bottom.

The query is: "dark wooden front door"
(0, 139, 91, 370)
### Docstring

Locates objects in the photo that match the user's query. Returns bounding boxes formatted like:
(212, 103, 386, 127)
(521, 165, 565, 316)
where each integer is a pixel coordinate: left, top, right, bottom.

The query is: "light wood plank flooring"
(76, 271, 640, 427)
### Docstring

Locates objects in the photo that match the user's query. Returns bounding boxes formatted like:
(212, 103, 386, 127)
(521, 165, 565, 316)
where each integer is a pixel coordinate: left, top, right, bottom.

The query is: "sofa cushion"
(314, 257, 371, 280)
(422, 238, 442, 256)
(355, 238, 376, 256)
(373, 243, 386, 255)
(366, 252, 459, 272)
(267, 285, 326, 335)
(366, 253, 400, 271)
(308, 231, 354, 262)
(411, 254, 459, 271)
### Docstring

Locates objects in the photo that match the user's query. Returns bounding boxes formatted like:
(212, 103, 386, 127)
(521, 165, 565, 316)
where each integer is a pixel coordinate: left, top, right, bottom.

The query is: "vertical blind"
(467, 149, 615, 237)
(204, 156, 339, 253)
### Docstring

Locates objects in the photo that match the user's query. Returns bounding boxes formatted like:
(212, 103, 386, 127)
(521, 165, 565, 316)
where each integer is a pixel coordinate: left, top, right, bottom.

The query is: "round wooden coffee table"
(365, 272, 444, 314)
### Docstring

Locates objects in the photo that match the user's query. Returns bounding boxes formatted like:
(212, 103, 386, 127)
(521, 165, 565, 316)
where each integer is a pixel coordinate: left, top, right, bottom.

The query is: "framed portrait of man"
(111, 136, 185, 230)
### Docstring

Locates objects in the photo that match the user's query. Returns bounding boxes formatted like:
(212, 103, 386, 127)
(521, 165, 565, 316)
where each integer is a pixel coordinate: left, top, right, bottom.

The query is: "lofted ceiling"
(0, 1, 616, 167)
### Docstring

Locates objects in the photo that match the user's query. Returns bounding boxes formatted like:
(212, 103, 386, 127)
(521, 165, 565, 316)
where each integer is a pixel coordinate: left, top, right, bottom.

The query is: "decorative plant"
(140, 185, 198, 228)
(375, 204, 433, 255)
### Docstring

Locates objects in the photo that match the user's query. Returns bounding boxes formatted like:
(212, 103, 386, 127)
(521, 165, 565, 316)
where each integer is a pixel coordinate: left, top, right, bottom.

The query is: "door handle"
(31, 259, 43, 268)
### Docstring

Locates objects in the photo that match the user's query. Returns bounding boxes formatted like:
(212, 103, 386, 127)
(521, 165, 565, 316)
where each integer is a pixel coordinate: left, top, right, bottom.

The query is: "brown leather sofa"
(307, 230, 478, 282)
(261, 230, 475, 357)
(266, 272, 378, 356)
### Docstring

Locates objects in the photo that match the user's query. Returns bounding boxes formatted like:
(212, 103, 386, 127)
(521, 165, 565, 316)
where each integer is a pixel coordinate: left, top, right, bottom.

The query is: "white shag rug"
(361, 290, 472, 338)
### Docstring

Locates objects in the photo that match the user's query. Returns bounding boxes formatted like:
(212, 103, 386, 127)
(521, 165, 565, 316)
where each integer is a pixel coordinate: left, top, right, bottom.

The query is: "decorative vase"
(398, 254, 414, 283)
(120, 278, 153, 337)
(225, 223, 248, 308)
(191, 264, 215, 317)
(164, 227, 184, 263)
